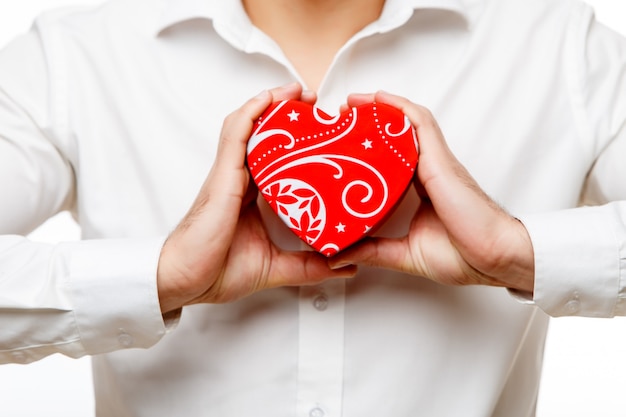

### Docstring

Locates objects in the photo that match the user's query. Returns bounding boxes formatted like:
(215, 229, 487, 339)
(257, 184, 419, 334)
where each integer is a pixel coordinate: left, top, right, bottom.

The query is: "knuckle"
(413, 106, 435, 126)
(221, 112, 237, 132)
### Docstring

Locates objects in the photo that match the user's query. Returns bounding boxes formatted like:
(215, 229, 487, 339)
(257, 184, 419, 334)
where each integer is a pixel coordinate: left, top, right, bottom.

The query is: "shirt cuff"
(518, 205, 624, 317)
(59, 237, 169, 354)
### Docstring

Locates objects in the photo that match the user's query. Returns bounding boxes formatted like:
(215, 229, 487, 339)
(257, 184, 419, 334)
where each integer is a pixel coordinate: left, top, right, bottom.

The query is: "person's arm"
(329, 8, 626, 318)
(0, 28, 168, 364)
(518, 7, 626, 317)
(328, 91, 535, 293)
(0, 28, 355, 364)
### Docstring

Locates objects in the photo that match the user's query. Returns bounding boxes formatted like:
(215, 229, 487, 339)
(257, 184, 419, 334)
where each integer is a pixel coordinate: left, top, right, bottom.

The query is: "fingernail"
(329, 260, 352, 270)
(334, 264, 358, 278)
(254, 89, 270, 100)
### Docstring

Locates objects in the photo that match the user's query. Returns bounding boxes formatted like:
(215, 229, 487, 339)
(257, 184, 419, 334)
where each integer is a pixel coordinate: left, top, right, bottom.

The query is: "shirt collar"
(153, 0, 472, 37)
(154, 0, 217, 35)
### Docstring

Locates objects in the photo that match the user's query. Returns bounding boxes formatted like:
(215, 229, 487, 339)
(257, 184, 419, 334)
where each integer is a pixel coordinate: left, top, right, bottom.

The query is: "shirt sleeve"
(0, 22, 168, 363)
(0, 236, 169, 364)
(518, 5, 626, 317)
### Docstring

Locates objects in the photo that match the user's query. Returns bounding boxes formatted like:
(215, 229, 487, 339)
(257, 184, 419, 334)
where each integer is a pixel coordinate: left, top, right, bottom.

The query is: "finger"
(373, 91, 454, 169)
(373, 91, 508, 256)
(268, 82, 304, 102)
(328, 237, 415, 274)
(301, 89, 317, 105)
(372, 91, 471, 198)
(213, 89, 273, 175)
(215, 82, 304, 173)
(346, 93, 376, 108)
(267, 250, 358, 288)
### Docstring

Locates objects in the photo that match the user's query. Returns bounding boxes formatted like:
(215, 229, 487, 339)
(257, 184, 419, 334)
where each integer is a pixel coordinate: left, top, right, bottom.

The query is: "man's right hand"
(155, 83, 357, 314)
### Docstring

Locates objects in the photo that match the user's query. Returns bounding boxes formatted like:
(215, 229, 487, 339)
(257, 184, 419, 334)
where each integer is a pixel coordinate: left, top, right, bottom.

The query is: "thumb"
(210, 89, 273, 183)
(328, 235, 413, 273)
(373, 91, 501, 239)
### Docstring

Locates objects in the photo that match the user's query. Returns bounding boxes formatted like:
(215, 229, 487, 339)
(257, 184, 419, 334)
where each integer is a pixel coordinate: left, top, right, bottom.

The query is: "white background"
(1, 1, 626, 416)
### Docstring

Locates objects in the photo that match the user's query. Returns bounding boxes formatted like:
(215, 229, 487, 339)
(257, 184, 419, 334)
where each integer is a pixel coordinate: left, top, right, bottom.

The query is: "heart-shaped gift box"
(247, 99, 418, 257)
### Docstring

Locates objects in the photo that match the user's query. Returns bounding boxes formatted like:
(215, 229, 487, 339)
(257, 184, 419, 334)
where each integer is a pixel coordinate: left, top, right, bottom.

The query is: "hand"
(330, 91, 534, 293)
(157, 83, 357, 314)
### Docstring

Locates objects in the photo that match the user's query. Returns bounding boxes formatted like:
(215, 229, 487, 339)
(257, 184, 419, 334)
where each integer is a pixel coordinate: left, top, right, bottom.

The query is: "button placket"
(296, 281, 346, 416)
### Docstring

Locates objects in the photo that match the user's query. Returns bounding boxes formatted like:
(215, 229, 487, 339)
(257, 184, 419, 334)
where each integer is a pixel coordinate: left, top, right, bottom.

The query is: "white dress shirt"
(0, 0, 625, 415)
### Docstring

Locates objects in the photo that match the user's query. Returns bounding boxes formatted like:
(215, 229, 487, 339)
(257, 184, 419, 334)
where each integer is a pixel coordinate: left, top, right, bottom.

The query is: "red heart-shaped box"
(247, 99, 418, 257)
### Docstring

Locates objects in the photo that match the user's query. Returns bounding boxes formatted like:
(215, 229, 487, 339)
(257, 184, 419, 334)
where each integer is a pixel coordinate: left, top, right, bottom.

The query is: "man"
(1, 0, 624, 416)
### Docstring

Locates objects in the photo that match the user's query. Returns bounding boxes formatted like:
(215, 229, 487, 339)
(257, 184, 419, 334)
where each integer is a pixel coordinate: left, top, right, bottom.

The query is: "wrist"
(156, 238, 196, 314)
(498, 217, 535, 293)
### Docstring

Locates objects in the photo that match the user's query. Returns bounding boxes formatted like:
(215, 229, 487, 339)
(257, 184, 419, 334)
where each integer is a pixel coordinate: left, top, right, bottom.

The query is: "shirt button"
(313, 293, 329, 311)
(565, 299, 581, 314)
(309, 407, 325, 417)
(118, 331, 134, 347)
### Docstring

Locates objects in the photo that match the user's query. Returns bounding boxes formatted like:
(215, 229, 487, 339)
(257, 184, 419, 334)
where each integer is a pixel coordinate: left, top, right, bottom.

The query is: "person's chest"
(66, 6, 588, 239)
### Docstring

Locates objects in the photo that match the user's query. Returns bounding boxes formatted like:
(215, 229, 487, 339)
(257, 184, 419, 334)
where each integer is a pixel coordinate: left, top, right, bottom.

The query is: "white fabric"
(0, 0, 625, 415)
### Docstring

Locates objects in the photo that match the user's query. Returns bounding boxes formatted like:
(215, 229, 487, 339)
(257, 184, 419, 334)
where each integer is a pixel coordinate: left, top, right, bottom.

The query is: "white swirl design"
(320, 243, 340, 254)
(342, 180, 376, 218)
(384, 115, 412, 137)
(248, 101, 292, 153)
(313, 106, 341, 125)
(259, 154, 388, 219)
(253, 107, 358, 182)
(385, 115, 419, 154)
(249, 128, 296, 151)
